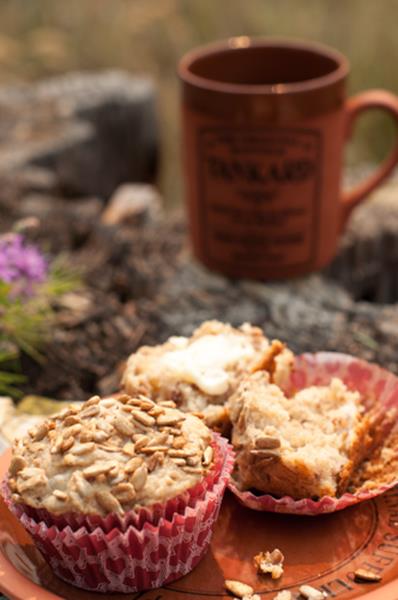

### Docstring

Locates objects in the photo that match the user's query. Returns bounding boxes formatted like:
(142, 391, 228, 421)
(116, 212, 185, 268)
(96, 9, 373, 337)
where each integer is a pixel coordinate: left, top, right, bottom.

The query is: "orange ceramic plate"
(0, 450, 398, 600)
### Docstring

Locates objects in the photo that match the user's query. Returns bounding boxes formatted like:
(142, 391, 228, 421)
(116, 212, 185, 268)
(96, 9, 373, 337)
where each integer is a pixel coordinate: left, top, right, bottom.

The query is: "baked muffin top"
(8, 393, 214, 516)
(121, 320, 293, 429)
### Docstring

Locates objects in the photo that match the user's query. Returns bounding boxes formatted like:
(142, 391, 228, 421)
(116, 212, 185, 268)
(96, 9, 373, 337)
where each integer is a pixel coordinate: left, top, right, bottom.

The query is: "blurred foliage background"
(0, 0, 397, 204)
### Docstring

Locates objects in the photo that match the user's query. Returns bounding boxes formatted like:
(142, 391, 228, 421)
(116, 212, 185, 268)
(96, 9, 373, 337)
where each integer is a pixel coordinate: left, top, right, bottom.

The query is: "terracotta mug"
(178, 37, 398, 279)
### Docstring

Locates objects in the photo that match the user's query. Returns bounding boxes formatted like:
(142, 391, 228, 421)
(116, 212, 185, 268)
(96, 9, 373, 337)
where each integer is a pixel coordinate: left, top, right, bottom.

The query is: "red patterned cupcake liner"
(228, 352, 398, 516)
(4, 435, 234, 593)
(9, 433, 229, 533)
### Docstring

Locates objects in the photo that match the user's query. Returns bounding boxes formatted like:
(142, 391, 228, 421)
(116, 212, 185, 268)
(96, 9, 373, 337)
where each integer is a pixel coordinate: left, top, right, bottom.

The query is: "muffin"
(122, 320, 293, 431)
(229, 372, 373, 499)
(5, 393, 233, 592)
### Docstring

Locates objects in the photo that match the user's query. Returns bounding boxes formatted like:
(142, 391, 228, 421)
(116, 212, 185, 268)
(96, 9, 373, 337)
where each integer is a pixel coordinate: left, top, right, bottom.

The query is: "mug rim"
(178, 36, 349, 95)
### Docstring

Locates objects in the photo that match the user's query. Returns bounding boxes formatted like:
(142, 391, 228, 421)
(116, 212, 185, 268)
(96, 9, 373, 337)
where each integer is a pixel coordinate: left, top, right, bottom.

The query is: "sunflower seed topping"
(131, 464, 148, 490)
(132, 410, 156, 427)
(203, 446, 214, 466)
(95, 490, 123, 515)
(354, 569, 382, 583)
(156, 413, 185, 427)
(255, 436, 281, 449)
(299, 585, 327, 600)
(113, 416, 136, 436)
(53, 490, 68, 501)
(10, 392, 213, 518)
(224, 579, 254, 597)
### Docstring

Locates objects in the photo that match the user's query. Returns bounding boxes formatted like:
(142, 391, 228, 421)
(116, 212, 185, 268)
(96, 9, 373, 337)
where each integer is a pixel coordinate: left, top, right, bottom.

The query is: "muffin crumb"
(254, 548, 284, 578)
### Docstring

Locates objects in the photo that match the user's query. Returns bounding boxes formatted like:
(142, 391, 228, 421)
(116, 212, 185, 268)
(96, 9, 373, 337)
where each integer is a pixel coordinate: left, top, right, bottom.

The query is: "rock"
(102, 183, 162, 226)
(0, 70, 158, 199)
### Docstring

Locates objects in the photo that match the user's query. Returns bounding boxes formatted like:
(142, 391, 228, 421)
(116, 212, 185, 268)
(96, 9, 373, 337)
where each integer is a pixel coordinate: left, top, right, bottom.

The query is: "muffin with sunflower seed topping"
(122, 320, 293, 432)
(4, 392, 233, 593)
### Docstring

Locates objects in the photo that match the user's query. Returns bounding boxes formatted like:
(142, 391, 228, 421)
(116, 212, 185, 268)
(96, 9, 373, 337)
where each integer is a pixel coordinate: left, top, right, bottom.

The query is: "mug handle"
(341, 89, 398, 227)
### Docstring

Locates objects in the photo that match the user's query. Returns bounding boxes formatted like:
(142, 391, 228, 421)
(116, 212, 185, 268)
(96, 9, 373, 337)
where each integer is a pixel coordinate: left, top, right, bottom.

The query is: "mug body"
(179, 38, 349, 279)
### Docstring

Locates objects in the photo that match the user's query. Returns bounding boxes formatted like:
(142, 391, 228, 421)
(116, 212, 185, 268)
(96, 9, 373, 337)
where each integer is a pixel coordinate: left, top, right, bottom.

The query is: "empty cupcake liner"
(4, 435, 234, 593)
(9, 433, 229, 533)
(228, 352, 398, 516)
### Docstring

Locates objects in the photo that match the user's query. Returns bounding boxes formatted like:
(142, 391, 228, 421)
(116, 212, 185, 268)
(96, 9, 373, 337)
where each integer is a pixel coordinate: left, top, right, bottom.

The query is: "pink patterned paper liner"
(4, 436, 234, 593)
(8, 433, 230, 534)
(228, 352, 398, 516)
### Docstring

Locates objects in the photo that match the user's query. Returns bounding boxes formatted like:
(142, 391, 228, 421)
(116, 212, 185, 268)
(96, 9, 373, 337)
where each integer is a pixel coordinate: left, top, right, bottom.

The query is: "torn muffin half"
(121, 320, 293, 432)
(228, 371, 374, 499)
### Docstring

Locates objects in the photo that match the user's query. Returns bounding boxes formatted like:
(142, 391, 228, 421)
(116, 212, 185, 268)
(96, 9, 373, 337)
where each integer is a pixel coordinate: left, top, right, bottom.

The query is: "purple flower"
(0, 234, 48, 296)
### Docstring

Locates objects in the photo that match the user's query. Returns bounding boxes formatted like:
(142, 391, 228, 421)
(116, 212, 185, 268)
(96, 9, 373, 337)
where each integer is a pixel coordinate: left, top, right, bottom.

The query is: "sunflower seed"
(138, 398, 156, 411)
(112, 482, 136, 503)
(125, 456, 144, 474)
(18, 474, 48, 493)
(182, 466, 203, 474)
(63, 454, 92, 467)
(63, 415, 81, 427)
(53, 490, 68, 501)
(96, 421, 114, 434)
(83, 462, 116, 478)
(273, 591, 292, 600)
(71, 442, 95, 455)
(60, 437, 74, 452)
(224, 579, 254, 597)
(250, 449, 279, 460)
(98, 443, 120, 452)
(134, 435, 149, 451)
(255, 436, 281, 449)
(95, 490, 123, 514)
(148, 406, 165, 417)
(158, 401, 177, 408)
(132, 410, 156, 427)
(299, 585, 327, 600)
(172, 458, 187, 466)
(80, 405, 100, 419)
(122, 442, 136, 457)
(71, 472, 92, 497)
(147, 451, 164, 471)
(101, 399, 116, 408)
(113, 416, 136, 436)
(156, 413, 185, 427)
(92, 430, 110, 443)
(131, 464, 148, 490)
(86, 395, 101, 406)
(203, 446, 214, 466)
(63, 424, 82, 439)
(168, 449, 197, 458)
(8, 478, 17, 492)
(173, 436, 186, 449)
(69, 490, 85, 511)
(31, 423, 49, 442)
(354, 569, 382, 583)
(117, 394, 131, 404)
(9, 455, 26, 476)
(109, 472, 125, 485)
(140, 446, 169, 454)
(109, 466, 119, 478)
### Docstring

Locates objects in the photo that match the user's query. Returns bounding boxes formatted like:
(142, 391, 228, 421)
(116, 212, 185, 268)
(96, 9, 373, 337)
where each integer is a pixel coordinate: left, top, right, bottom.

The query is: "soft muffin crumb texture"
(229, 372, 373, 499)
